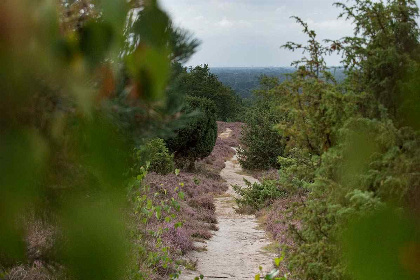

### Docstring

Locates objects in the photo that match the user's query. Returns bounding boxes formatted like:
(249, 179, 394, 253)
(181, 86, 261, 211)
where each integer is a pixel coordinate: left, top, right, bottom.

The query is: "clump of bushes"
(233, 180, 287, 213)
(134, 138, 175, 175)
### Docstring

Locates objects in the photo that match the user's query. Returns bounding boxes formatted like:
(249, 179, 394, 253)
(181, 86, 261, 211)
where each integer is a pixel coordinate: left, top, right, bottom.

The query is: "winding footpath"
(180, 129, 274, 279)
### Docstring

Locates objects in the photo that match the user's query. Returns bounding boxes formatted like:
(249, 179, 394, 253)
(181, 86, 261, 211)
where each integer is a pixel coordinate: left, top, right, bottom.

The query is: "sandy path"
(218, 128, 232, 139)
(180, 130, 274, 279)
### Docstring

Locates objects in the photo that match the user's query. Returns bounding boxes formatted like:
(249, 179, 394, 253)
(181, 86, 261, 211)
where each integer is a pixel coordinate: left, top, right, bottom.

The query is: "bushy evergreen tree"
(238, 77, 285, 170)
(175, 64, 243, 121)
(166, 96, 217, 169)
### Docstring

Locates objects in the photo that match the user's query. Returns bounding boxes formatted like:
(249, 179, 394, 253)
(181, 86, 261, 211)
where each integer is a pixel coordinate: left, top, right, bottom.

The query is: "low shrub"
(233, 180, 287, 213)
(135, 138, 175, 175)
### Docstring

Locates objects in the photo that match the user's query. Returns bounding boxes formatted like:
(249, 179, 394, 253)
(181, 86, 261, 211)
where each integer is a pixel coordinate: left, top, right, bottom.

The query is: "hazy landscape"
(211, 67, 346, 98)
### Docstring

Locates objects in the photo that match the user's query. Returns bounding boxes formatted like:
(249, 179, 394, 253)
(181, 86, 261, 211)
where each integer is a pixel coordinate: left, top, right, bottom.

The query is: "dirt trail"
(180, 129, 274, 279)
(218, 128, 232, 139)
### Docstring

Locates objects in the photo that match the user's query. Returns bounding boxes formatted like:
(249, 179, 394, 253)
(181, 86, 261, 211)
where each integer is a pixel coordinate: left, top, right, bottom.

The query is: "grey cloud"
(160, 0, 420, 67)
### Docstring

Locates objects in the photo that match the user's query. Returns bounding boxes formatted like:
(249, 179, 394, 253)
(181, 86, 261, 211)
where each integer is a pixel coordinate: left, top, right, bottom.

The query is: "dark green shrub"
(238, 98, 285, 170)
(233, 180, 287, 213)
(134, 138, 174, 175)
(166, 96, 217, 169)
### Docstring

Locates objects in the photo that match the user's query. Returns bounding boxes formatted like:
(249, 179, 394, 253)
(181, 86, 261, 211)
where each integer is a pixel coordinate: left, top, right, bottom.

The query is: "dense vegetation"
(237, 1, 420, 279)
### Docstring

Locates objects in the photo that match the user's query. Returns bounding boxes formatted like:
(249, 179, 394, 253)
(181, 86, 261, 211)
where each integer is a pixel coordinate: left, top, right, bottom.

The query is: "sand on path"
(179, 129, 274, 280)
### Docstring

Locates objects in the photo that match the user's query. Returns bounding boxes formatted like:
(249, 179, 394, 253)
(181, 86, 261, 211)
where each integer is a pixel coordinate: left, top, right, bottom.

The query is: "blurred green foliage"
(0, 0, 197, 279)
(343, 208, 420, 280)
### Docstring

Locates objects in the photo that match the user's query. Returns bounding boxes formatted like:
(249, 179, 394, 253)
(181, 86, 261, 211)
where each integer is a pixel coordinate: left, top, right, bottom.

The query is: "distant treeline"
(211, 67, 346, 99)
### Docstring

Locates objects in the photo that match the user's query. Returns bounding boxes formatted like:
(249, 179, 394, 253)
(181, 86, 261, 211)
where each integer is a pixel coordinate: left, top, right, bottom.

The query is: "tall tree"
(165, 96, 217, 169)
(174, 64, 243, 121)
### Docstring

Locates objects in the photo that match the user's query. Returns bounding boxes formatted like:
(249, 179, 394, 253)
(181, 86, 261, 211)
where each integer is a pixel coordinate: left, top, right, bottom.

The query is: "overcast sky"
(160, 0, 419, 67)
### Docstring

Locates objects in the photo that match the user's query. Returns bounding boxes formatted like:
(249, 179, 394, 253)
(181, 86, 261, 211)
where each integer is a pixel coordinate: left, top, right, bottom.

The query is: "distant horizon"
(209, 66, 296, 68)
(198, 65, 345, 69)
